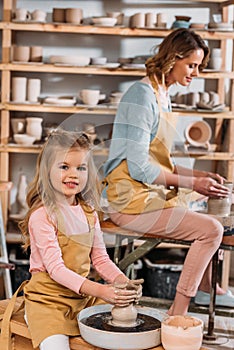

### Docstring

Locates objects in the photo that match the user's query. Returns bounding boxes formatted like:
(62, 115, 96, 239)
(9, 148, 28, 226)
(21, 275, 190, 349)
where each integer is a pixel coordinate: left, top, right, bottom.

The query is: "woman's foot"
(194, 289, 234, 307)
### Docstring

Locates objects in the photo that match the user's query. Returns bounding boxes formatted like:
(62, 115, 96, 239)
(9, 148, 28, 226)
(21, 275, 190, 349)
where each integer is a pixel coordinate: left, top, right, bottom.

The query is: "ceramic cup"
(145, 13, 156, 28)
(11, 118, 26, 134)
(131, 13, 145, 28)
(157, 13, 167, 27)
(13, 46, 30, 62)
(12, 77, 27, 102)
(65, 8, 83, 24)
(30, 46, 43, 62)
(187, 92, 200, 107)
(31, 9, 47, 22)
(79, 89, 100, 106)
(106, 12, 124, 25)
(209, 57, 222, 70)
(209, 91, 220, 106)
(199, 91, 210, 104)
(27, 78, 41, 102)
(14, 8, 31, 21)
(52, 8, 66, 23)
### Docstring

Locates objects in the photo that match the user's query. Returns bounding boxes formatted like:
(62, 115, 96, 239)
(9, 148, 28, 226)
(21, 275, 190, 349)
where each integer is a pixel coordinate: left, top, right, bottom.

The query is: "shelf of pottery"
(0, 0, 234, 222)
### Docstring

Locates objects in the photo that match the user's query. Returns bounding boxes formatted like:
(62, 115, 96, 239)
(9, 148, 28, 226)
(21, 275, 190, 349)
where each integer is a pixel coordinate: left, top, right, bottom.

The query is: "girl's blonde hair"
(146, 28, 210, 84)
(19, 128, 100, 250)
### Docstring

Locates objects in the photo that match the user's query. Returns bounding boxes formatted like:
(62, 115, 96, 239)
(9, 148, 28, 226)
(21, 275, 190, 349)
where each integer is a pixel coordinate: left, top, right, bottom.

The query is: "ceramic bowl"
(14, 133, 36, 146)
(90, 57, 107, 65)
(49, 55, 90, 66)
(184, 120, 212, 147)
(175, 16, 191, 22)
(161, 315, 203, 350)
(91, 17, 117, 27)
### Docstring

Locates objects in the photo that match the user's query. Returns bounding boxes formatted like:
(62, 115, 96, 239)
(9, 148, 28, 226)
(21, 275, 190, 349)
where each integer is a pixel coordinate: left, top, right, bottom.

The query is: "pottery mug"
(31, 9, 47, 22)
(106, 12, 124, 25)
(157, 13, 167, 27)
(14, 8, 31, 21)
(11, 118, 26, 134)
(79, 89, 100, 106)
(65, 8, 83, 24)
(27, 78, 41, 102)
(12, 77, 27, 102)
(209, 57, 222, 71)
(145, 13, 156, 28)
(130, 13, 145, 28)
(52, 8, 66, 23)
(13, 46, 30, 62)
(30, 46, 43, 62)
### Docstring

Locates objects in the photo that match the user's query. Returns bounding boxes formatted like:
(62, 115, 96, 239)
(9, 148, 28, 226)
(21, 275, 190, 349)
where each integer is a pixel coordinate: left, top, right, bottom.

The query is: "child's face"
(50, 148, 89, 205)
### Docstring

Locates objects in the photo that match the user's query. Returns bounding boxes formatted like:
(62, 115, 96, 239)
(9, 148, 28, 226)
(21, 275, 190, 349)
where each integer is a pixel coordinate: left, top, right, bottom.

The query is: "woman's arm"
(153, 168, 229, 198)
(174, 164, 226, 183)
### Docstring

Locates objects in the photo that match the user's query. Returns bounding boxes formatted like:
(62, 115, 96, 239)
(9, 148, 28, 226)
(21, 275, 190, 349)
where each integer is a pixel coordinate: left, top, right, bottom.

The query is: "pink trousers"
(109, 208, 223, 297)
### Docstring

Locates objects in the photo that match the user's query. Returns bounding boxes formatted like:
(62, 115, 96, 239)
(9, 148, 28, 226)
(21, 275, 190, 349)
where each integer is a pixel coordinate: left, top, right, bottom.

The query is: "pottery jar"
(30, 46, 43, 62)
(26, 117, 43, 141)
(161, 315, 203, 350)
(13, 46, 30, 62)
(12, 77, 27, 102)
(27, 78, 41, 102)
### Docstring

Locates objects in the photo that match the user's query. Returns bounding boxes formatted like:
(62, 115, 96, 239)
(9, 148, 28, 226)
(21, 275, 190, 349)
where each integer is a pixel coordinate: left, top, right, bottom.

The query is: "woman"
(103, 28, 234, 315)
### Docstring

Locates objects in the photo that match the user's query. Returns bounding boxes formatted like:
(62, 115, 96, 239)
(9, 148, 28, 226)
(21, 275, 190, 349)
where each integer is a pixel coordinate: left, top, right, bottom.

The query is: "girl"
(103, 28, 234, 316)
(19, 129, 142, 350)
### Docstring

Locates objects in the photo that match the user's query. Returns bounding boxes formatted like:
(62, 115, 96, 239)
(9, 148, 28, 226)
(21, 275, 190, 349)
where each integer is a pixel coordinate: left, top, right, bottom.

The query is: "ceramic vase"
(17, 174, 28, 213)
(111, 303, 138, 327)
(26, 117, 43, 140)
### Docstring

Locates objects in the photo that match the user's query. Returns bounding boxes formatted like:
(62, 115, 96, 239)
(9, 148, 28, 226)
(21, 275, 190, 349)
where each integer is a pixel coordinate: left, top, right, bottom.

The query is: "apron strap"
(0, 280, 29, 350)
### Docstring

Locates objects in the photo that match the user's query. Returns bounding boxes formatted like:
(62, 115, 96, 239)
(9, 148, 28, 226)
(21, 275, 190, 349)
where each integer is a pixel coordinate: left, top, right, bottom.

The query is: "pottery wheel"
(78, 304, 162, 350)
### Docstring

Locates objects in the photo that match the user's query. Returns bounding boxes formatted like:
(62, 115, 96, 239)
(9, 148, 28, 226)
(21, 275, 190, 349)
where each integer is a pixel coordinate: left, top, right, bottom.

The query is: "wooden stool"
(0, 297, 169, 350)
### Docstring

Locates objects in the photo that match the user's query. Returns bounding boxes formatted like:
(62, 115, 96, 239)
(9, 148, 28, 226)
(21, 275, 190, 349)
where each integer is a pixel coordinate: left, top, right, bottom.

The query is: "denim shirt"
(103, 81, 171, 185)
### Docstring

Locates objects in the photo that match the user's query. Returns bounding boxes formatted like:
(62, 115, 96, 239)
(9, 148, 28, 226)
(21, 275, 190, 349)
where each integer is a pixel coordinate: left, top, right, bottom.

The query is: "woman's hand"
(193, 177, 230, 198)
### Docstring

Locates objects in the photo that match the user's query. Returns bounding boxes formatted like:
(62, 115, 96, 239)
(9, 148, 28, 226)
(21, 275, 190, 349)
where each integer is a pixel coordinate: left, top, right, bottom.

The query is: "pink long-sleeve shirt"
(28, 204, 122, 295)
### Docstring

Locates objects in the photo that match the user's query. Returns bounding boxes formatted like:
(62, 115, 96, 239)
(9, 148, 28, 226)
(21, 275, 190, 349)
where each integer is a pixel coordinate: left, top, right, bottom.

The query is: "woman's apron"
(0, 204, 104, 349)
(104, 76, 194, 214)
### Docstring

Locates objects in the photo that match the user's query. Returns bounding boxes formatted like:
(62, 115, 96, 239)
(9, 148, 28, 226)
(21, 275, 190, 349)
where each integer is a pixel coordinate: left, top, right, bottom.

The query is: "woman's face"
(50, 148, 89, 205)
(166, 49, 204, 87)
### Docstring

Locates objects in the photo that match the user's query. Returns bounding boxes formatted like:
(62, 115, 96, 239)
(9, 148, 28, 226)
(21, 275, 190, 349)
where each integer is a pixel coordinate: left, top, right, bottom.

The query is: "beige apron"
(0, 204, 105, 349)
(104, 76, 194, 214)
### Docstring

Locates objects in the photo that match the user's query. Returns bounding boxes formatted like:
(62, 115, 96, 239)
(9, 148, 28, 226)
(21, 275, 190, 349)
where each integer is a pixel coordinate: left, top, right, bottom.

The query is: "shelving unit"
(0, 0, 234, 229)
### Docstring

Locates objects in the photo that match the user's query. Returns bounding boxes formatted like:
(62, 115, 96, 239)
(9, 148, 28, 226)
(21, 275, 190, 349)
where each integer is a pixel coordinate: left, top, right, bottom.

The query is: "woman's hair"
(19, 128, 101, 250)
(146, 28, 210, 83)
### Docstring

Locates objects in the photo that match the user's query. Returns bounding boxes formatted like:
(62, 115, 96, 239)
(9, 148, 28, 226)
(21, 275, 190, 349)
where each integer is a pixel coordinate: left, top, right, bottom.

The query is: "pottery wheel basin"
(78, 304, 162, 350)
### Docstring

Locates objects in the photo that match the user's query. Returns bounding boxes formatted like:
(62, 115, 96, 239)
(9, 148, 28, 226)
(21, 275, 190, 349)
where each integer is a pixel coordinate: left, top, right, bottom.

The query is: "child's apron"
(104, 76, 194, 214)
(0, 204, 104, 349)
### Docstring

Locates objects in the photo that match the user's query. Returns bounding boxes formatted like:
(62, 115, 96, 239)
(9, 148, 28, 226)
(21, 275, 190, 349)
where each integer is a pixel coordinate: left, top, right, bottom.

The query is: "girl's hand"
(206, 172, 226, 184)
(100, 283, 139, 307)
(193, 177, 230, 198)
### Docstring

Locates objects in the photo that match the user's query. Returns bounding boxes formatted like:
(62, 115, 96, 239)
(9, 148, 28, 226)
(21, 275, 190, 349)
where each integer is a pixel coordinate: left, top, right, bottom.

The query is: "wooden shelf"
(2, 23, 234, 40)
(1, 63, 234, 79)
(4, 103, 117, 114)
(1, 143, 233, 161)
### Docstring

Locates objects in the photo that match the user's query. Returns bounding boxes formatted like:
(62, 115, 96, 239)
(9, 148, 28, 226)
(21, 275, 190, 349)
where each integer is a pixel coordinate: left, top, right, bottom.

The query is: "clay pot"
(111, 303, 138, 327)
(161, 315, 203, 350)
(208, 182, 233, 217)
(26, 117, 43, 140)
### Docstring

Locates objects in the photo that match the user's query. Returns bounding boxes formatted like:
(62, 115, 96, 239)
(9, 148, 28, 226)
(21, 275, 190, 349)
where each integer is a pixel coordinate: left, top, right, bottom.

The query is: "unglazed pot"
(111, 303, 138, 327)
(208, 182, 233, 217)
(161, 315, 203, 350)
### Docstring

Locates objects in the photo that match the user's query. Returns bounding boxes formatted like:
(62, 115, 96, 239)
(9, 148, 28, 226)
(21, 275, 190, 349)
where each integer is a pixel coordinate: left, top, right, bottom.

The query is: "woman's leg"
(40, 334, 70, 350)
(110, 208, 223, 315)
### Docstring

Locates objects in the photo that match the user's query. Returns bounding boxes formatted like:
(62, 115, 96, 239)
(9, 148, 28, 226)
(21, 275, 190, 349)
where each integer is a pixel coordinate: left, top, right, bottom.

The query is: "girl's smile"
(50, 149, 89, 205)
